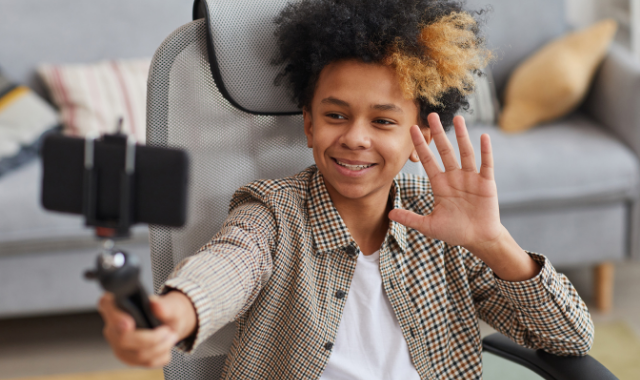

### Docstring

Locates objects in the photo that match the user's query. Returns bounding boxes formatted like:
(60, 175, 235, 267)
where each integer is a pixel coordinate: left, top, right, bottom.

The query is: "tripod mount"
(82, 120, 160, 329)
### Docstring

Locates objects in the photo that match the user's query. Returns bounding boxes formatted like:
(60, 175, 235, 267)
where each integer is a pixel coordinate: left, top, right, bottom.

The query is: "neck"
(324, 179, 393, 256)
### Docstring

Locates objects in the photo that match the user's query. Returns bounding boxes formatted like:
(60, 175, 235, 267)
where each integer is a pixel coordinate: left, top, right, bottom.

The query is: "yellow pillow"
(499, 19, 618, 133)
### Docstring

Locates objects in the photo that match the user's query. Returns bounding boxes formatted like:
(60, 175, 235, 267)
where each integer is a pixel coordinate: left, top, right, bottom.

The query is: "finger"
(115, 342, 173, 368)
(107, 323, 174, 352)
(453, 116, 477, 172)
(99, 293, 136, 333)
(146, 351, 173, 368)
(111, 328, 176, 367)
(119, 325, 175, 351)
(129, 329, 178, 367)
(145, 331, 178, 364)
(97, 293, 115, 316)
(410, 125, 442, 178)
(149, 295, 170, 323)
(428, 113, 459, 171)
(479, 133, 494, 180)
(388, 208, 430, 235)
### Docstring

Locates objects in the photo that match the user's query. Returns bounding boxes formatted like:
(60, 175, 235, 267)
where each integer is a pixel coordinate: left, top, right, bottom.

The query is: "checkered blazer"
(164, 165, 594, 379)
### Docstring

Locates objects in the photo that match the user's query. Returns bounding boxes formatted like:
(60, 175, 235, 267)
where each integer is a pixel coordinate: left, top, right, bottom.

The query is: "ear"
(303, 107, 313, 148)
(423, 126, 432, 145)
(409, 127, 432, 162)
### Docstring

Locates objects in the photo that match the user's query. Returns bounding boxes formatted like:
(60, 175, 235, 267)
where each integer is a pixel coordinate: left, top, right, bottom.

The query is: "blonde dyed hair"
(384, 12, 492, 106)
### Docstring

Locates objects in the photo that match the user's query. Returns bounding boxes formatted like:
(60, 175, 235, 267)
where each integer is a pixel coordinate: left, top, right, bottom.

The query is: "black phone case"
(41, 134, 189, 227)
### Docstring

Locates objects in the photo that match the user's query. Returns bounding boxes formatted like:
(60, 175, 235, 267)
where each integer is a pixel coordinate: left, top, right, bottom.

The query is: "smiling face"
(304, 59, 432, 204)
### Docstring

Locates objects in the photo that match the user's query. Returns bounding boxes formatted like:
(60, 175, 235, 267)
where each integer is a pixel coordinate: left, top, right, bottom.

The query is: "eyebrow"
(371, 103, 404, 113)
(320, 97, 350, 107)
(320, 97, 404, 113)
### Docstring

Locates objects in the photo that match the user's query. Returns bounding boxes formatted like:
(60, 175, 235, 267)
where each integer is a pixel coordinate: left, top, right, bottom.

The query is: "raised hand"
(388, 113, 540, 281)
(389, 113, 503, 253)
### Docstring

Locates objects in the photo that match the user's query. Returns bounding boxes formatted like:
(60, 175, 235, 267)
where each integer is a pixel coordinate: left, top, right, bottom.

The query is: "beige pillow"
(499, 19, 617, 133)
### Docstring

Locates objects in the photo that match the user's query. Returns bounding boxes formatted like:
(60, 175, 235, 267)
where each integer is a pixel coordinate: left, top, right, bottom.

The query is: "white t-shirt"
(320, 250, 421, 380)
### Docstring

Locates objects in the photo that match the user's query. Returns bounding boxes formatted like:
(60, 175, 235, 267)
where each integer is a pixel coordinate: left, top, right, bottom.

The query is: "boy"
(99, 0, 594, 378)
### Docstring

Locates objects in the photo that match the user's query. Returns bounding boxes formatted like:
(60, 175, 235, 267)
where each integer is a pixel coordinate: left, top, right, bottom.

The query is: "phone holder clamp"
(82, 131, 137, 239)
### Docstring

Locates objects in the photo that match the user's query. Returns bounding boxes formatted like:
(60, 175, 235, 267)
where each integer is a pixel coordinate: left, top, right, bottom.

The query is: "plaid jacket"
(164, 165, 594, 379)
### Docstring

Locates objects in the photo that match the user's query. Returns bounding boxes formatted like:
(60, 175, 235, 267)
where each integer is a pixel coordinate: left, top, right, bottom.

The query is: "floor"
(1, 261, 639, 379)
(0, 312, 127, 378)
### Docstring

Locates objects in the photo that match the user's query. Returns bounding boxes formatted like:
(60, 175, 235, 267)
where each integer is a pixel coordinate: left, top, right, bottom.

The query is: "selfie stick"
(84, 240, 160, 329)
(82, 119, 160, 329)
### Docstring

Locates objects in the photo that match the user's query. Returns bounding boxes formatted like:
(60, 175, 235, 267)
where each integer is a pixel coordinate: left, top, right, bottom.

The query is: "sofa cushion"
(404, 113, 640, 209)
(0, 158, 148, 253)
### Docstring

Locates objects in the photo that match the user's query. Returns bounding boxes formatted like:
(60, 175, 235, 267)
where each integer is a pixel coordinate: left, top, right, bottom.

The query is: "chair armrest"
(584, 43, 640, 158)
(482, 333, 618, 380)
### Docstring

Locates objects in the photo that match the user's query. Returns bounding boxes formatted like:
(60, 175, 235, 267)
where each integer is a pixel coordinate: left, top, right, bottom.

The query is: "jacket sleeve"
(161, 201, 276, 353)
(462, 246, 594, 356)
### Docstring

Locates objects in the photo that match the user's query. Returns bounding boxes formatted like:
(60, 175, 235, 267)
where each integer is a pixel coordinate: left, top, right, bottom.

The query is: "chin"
(333, 184, 372, 199)
(326, 174, 383, 200)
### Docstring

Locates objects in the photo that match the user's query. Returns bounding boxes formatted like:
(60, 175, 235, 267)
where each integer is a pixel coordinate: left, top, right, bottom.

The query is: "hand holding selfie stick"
(41, 118, 188, 330)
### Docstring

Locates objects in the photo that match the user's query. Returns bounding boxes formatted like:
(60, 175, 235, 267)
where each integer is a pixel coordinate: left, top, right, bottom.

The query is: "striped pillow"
(456, 70, 500, 126)
(38, 59, 150, 143)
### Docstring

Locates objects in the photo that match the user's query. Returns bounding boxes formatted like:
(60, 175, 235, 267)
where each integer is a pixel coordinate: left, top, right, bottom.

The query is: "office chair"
(145, 1, 618, 378)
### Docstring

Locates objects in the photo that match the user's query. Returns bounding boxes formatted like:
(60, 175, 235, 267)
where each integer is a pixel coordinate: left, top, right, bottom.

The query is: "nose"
(340, 118, 371, 150)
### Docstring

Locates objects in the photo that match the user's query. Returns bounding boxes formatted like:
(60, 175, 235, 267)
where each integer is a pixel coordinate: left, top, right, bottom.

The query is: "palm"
(389, 113, 503, 250)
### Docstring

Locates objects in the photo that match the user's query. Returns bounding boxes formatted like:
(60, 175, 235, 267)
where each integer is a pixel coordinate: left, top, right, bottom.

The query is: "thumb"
(149, 295, 174, 324)
(388, 209, 430, 235)
(150, 292, 197, 340)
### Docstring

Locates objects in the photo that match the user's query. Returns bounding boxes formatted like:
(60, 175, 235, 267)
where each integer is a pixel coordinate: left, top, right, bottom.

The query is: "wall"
(566, 0, 602, 28)
(0, 0, 193, 90)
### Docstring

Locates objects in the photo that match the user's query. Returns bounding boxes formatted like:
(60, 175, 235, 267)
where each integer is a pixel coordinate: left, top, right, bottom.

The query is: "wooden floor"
(1, 261, 640, 379)
(8, 369, 164, 380)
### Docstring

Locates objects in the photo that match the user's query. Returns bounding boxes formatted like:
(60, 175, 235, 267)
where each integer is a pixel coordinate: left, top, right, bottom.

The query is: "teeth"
(336, 160, 374, 170)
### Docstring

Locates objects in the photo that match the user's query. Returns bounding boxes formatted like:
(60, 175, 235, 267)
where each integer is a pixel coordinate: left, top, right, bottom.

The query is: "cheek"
(380, 136, 413, 166)
(309, 127, 334, 166)
(312, 125, 339, 151)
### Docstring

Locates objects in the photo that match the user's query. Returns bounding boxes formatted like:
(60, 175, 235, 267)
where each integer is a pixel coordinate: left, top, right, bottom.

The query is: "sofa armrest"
(483, 333, 618, 380)
(584, 43, 640, 261)
(584, 43, 640, 158)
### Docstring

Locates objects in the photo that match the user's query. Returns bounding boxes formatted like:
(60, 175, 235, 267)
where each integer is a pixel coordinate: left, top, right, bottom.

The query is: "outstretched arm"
(161, 201, 276, 352)
(99, 200, 275, 366)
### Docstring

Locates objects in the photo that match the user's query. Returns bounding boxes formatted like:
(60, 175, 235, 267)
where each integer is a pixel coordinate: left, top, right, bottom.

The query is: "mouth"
(332, 158, 376, 171)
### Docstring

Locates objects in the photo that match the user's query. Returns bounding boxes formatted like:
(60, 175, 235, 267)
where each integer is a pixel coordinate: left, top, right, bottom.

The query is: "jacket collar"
(307, 167, 408, 255)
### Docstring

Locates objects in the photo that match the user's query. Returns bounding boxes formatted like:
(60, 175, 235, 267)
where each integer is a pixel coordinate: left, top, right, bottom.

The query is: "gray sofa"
(437, 0, 640, 311)
(1, 0, 639, 320)
(0, 0, 192, 318)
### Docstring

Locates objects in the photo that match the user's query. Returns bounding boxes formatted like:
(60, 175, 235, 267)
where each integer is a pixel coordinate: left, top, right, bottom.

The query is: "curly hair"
(272, 0, 491, 130)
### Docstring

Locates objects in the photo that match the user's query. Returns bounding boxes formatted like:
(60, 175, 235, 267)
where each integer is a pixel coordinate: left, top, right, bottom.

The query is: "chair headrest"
(193, 0, 301, 115)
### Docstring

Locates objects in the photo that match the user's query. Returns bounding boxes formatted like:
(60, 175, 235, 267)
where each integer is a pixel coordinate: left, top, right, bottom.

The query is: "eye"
(374, 119, 395, 126)
(327, 113, 346, 120)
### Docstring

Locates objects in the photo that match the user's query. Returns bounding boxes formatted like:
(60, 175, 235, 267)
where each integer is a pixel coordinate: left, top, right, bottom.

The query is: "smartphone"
(41, 134, 189, 228)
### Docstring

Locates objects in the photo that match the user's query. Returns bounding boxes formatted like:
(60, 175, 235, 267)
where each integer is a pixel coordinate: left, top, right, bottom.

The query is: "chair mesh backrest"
(146, 17, 315, 379)
(195, 0, 301, 114)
